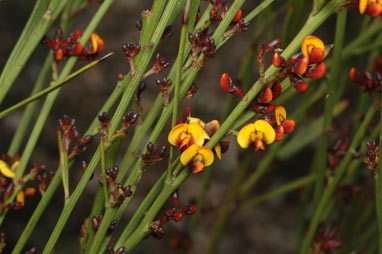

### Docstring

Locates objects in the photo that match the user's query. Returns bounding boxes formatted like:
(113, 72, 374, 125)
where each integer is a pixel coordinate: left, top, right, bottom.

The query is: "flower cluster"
(350, 56, 382, 95)
(311, 224, 344, 254)
(272, 36, 329, 92)
(237, 106, 295, 152)
(141, 142, 169, 168)
(42, 28, 104, 61)
(352, 0, 382, 17)
(364, 140, 378, 171)
(168, 110, 228, 173)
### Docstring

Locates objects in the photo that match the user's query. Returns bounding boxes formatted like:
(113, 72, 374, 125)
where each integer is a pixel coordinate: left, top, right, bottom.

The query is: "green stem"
(7, 53, 52, 156)
(241, 175, 316, 210)
(100, 139, 109, 207)
(312, 9, 347, 210)
(299, 106, 376, 254)
(376, 82, 382, 253)
(0, 53, 113, 119)
(168, 0, 190, 182)
(57, 131, 70, 201)
(0, 0, 68, 105)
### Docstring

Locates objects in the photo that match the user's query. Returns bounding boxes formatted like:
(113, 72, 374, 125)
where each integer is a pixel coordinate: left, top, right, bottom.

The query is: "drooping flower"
(180, 144, 214, 174)
(274, 105, 296, 141)
(237, 120, 276, 151)
(301, 36, 325, 64)
(168, 123, 205, 150)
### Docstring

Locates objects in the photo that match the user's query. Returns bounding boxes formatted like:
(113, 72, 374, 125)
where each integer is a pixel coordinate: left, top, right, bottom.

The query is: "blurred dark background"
(0, 0, 370, 253)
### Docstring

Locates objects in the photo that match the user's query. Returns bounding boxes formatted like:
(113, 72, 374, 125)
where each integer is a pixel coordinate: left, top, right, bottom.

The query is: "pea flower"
(274, 105, 296, 141)
(168, 123, 205, 150)
(237, 119, 276, 151)
(180, 144, 214, 174)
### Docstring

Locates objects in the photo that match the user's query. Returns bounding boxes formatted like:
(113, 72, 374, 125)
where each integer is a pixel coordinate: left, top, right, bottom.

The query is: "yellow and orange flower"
(0, 159, 16, 179)
(359, 0, 382, 17)
(274, 105, 296, 141)
(301, 36, 325, 64)
(89, 33, 104, 54)
(180, 144, 214, 174)
(168, 123, 205, 150)
(187, 117, 229, 160)
(237, 120, 276, 151)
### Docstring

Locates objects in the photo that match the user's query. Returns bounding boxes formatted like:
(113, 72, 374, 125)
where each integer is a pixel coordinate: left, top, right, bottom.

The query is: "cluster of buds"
(106, 166, 119, 186)
(148, 191, 197, 240)
(252, 82, 282, 114)
(327, 138, 350, 169)
(42, 28, 104, 61)
(98, 111, 138, 146)
(188, 29, 216, 67)
(271, 36, 329, 92)
(58, 115, 94, 160)
(184, 82, 198, 99)
(156, 78, 172, 106)
(350, 0, 382, 17)
(91, 213, 118, 234)
(141, 142, 169, 168)
(105, 246, 127, 254)
(311, 224, 344, 254)
(29, 163, 54, 193)
(142, 54, 170, 79)
(364, 140, 378, 171)
(122, 42, 140, 73)
(105, 166, 133, 206)
(350, 57, 382, 95)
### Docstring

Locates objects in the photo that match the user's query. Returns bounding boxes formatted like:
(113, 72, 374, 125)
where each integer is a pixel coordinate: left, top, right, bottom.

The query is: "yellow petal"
(275, 105, 287, 126)
(16, 190, 25, 206)
(180, 144, 199, 166)
(0, 160, 15, 179)
(168, 123, 188, 146)
(301, 36, 325, 62)
(187, 117, 206, 128)
(254, 120, 276, 144)
(359, 0, 369, 13)
(11, 161, 20, 172)
(198, 146, 214, 166)
(90, 33, 100, 53)
(187, 123, 205, 146)
(214, 143, 222, 160)
(237, 123, 256, 148)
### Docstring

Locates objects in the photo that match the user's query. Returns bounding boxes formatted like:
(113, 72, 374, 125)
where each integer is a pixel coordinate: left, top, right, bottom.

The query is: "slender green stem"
(299, 106, 376, 254)
(0, 0, 69, 105)
(312, 9, 347, 210)
(57, 131, 70, 201)
(100, 139, 109, 207)
(241, 175, 316, 210)
(376, 81, 382, 253)
(0, 53, 113, 119)
(168, 0, 190, 182)
(7, 53, 52, 156)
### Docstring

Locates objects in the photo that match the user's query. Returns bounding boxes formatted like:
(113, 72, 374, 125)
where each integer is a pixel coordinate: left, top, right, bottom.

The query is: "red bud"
(305, 62, 326, 79)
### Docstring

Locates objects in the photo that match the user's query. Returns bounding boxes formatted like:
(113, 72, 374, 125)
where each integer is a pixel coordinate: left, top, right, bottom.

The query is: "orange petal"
(191, 160, 205, 174)
(168, 123, 189, 146)
(282, 119, 296, 134)
(0, 160, 15, 179)
(198, 146, 214, 166)
(257, 86, 273, 104)
(275, 125, 284, 142)
(301, 36, 325, 62)
(16, 190, 25, 206)
(24, 187, 36, 197)
(180, 144, 200, 166)
(359, 0, 369, 14)
(90, 33, 100, 54)
(305, 62, 326, 79)
(254, 139, 265, 152)
(254, 120, 276, 144)
(366, 2, 382, 17)
(237, 123, 256, 148)
(275, 106, 287, 126)
(292, 57, 308, 75)
(272, 52, 283, 67)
